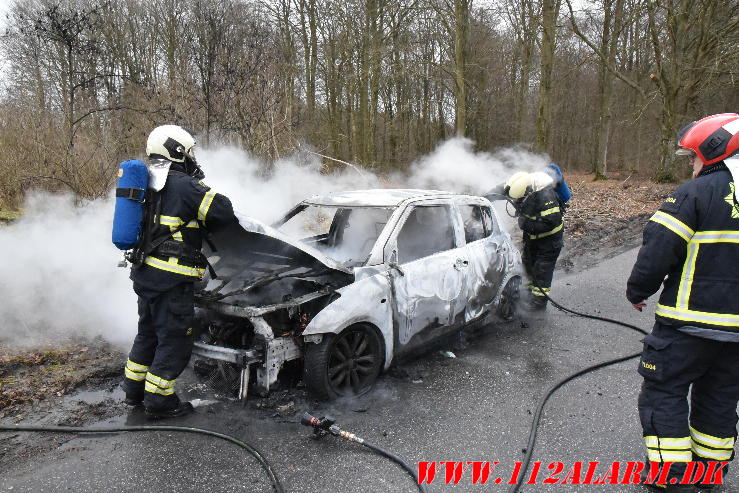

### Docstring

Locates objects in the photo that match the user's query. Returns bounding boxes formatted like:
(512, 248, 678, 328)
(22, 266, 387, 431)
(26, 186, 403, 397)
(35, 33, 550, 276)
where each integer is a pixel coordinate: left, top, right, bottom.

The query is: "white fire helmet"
(146, 125, 196, 163)
(504, 171, 532, 199)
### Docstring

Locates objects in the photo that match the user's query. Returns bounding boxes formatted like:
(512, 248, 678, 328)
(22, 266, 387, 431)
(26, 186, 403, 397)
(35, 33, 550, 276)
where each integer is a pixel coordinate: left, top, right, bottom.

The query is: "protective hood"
(530, 172, 554, 192)
(725, 157, 739, 203)
(147, 159, 172, 191)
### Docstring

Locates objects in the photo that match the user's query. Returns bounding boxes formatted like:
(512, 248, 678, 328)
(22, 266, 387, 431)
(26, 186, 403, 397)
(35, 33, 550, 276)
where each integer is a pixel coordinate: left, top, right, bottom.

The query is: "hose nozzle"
(300, 412, 318, 427)
(301, 412, 336, 439)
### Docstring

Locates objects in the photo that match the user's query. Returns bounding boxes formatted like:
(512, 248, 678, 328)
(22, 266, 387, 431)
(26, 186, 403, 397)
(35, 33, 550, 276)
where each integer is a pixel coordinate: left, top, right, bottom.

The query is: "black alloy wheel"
(328, 327, 382, 395)
(304, 324, 383, 400)
(496, 276, 521, 321)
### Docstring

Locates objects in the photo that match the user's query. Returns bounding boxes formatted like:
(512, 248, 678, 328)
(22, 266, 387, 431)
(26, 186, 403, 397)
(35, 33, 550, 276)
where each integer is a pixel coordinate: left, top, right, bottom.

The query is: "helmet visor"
(182, 146, 197, 163)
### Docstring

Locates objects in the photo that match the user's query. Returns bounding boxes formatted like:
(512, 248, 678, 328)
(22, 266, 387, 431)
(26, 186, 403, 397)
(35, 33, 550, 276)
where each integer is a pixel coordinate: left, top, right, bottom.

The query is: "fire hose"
(506, 282, 648, 493)
(0, 416, 426, 493)
(0, 423, 284, 493)
(300, 412, 427, 493)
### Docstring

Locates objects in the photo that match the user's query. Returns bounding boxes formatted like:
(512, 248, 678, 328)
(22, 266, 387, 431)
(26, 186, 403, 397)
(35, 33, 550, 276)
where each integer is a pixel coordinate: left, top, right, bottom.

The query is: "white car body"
(192, 189, 522, 399)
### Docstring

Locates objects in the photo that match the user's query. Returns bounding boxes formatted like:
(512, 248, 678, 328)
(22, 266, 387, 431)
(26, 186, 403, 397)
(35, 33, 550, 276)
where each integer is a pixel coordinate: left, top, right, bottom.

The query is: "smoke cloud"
(0, 193, 134, 347)
(400, 138, 549, 194)
(0, 138, 550, 347)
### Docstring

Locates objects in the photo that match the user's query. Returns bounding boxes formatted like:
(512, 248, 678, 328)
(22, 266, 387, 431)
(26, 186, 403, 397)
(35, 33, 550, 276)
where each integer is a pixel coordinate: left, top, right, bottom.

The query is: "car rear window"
(460, 205, 495, 243)
(397, 205, 455, 263)
(480, 206, 494, 235)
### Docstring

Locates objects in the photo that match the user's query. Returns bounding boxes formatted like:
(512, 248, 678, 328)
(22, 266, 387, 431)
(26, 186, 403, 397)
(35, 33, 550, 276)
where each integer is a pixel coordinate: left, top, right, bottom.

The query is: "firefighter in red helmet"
(626, 113, 739, 491)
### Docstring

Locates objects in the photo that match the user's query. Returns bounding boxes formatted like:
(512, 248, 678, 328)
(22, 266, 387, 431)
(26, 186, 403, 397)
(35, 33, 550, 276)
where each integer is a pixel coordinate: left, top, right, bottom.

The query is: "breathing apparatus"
(113, 124, 204, 268)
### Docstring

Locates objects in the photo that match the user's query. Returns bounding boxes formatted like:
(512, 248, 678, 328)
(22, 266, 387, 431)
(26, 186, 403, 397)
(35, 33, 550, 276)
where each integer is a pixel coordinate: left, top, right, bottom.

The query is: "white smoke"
(0, 138, 550, 347)
(0, 193, 135, 347)
(400, 138, 550, 194)
(200, 147, 380, 223)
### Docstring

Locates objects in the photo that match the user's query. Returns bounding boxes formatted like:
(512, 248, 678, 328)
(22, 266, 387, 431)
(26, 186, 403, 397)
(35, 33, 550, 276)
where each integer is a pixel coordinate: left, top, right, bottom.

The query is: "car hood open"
(198, 214, 353, 307)
(205, 213, 353, 274)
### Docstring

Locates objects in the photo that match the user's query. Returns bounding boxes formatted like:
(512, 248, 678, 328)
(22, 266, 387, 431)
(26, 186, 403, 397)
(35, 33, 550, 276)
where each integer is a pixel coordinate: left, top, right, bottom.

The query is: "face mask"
(183, 148, 204, 180)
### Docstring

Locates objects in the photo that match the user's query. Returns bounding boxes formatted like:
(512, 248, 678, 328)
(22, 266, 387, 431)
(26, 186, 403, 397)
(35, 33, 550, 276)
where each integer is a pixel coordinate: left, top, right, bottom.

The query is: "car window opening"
(397, 205, 454, 263)
(278, 205, 394, 266)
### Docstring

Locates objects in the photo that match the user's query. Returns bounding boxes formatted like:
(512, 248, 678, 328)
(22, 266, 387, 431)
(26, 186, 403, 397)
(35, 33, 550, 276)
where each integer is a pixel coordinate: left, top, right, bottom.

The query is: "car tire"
(496, 276, 521, 322)
(303, 324, 384, 401)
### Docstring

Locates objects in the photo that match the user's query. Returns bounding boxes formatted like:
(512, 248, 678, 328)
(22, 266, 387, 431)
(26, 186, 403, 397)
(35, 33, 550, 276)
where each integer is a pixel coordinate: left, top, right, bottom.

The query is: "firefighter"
(122, 125, 238, 418)
(626, 113, 739, 490)
(504, 170, 564, 310)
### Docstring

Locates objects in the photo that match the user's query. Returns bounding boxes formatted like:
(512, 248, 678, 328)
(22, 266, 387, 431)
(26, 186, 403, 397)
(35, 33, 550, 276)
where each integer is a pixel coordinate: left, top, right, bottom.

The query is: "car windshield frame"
(274, 203, 397, 267)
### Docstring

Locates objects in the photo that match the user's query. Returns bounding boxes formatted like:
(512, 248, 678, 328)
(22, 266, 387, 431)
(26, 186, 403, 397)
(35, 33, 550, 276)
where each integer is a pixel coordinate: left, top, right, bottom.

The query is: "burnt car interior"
(397, 205, 455, 263)
(278, 205, 393, 266)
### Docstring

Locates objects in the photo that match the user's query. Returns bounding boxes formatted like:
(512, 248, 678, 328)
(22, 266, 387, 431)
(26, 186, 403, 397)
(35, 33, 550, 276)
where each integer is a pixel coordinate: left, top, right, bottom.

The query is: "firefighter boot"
(145, 401, 194, 419)
(121, 376, 145, 406)
(525, 291, 548, 311)
(124, 392, 144, 406)
(643, 461, 695, 492)
(694, 462, 729, 490)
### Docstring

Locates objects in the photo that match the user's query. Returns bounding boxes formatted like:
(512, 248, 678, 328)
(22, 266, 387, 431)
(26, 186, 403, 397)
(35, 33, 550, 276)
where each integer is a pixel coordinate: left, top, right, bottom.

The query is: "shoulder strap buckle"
(116, 187, 146, 203)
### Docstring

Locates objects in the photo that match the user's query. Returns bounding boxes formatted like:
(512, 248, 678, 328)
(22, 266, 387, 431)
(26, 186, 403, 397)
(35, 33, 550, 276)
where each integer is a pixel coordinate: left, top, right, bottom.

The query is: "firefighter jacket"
(627, 163, 739, 333)
(131, 162, 237, 288)
(517, 186, 564, 246)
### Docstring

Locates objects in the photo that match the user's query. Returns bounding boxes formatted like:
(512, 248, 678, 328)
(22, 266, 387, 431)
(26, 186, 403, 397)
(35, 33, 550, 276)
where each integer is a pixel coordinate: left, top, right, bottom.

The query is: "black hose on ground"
(507, 285, 648, 493)
(300, 412, 426, 493)
(363, 439, 427, 493)
(0, 423, 284, 493)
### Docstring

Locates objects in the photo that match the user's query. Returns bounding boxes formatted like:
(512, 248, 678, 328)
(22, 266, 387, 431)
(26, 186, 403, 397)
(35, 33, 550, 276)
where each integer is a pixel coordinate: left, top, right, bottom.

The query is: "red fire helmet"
(676, 113, 739, 165)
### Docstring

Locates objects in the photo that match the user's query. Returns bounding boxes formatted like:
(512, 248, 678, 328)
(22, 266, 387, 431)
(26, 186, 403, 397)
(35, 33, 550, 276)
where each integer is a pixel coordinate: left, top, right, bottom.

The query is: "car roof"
(303, 189, 467, 207)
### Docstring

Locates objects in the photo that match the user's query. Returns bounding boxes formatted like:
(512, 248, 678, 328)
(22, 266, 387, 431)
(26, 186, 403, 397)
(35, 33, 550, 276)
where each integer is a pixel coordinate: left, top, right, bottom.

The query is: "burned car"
(192, 189, 522, 400)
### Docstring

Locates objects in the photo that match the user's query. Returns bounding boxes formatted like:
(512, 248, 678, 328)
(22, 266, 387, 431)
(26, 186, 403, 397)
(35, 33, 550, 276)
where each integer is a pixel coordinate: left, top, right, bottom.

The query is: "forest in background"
(0, 0, 736, 209)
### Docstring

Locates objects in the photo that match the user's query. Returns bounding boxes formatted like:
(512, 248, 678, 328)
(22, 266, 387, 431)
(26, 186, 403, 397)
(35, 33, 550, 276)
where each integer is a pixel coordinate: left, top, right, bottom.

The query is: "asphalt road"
(2, 247, 733, 492)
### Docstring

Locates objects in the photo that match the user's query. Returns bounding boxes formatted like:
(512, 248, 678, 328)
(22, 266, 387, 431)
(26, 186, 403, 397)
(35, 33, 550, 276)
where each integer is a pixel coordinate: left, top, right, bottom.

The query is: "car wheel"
(496, 276, 521, 321)
(303, 324, 383, 401)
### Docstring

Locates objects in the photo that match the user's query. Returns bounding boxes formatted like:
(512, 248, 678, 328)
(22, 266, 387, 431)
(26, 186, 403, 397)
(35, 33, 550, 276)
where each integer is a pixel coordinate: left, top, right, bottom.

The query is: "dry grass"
(0, 209, 22, 222)
(0, 343, 123, 417)
(564, 173, 678, 237)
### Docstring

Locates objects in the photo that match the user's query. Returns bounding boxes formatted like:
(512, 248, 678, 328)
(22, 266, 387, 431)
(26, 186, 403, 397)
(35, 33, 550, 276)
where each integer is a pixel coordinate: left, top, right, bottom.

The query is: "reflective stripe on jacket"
(133, 163, 237, 282)
(627, 163, 739, 332)
(517, 186, 564, 243)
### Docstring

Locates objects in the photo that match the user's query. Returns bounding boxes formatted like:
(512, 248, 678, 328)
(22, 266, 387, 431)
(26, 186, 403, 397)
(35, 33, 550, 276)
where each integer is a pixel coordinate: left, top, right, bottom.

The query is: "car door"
(456, 200, 506, 321)
(387, 201, 467, 346)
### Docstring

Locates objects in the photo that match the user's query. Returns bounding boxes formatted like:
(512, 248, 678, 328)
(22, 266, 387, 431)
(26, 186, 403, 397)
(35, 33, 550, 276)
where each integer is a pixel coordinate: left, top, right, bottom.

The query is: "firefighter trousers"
(522, 237, 561, 301)
(638, 322, 739, 479)
(122, 281, 195, 410)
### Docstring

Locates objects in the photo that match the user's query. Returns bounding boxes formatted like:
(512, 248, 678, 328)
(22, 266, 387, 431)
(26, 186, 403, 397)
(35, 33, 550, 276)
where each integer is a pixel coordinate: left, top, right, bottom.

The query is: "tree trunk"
(593, 0, 624, 179)
(453, 0, 470, 137)
(535, 0, 560, 153)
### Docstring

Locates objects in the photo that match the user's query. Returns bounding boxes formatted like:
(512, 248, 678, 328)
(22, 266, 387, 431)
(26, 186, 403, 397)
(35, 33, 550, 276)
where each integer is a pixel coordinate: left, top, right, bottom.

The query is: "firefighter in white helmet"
(503, 170, 564, 309)
(122, 124, 238, 419)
